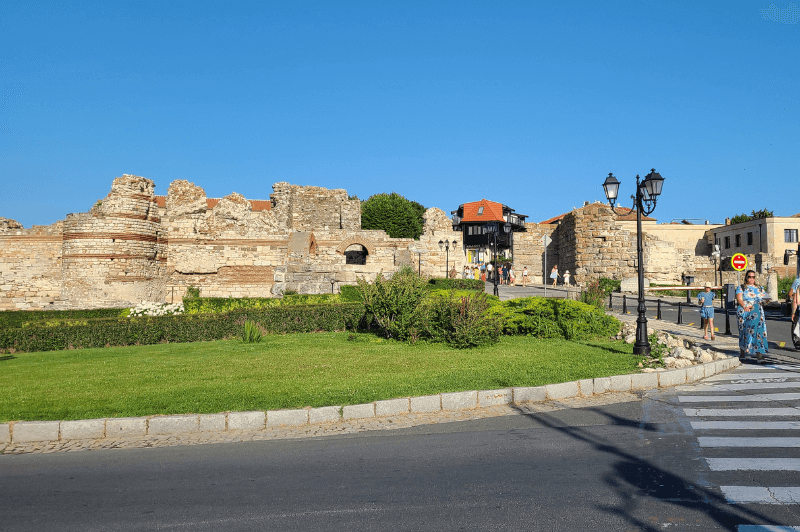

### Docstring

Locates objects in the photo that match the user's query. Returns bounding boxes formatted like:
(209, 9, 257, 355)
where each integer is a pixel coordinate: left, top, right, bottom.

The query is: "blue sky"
(2, 1, 798, 228)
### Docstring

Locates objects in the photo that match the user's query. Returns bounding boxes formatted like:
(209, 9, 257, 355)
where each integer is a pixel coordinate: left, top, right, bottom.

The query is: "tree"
(361, 192, 425, 239)
(729, 208, 774, 225)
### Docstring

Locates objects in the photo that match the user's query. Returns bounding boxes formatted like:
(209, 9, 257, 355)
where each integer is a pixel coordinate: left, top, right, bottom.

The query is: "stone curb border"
(0, 357, 741, 446)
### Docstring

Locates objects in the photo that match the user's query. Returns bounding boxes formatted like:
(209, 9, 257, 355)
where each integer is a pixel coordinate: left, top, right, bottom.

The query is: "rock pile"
(613, 322, 730, 372)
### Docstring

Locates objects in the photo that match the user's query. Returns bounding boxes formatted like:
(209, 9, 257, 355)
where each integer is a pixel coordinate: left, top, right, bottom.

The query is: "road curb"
(0, 356, 741, 447)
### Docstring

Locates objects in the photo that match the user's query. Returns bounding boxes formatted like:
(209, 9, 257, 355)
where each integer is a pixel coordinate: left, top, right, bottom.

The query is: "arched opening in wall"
(309, 240, 317, 255)
(344, 244, 368, 265)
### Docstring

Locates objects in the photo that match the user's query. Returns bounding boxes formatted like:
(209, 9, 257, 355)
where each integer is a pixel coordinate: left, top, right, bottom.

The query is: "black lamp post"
(438, 239, 457, 278)
(602, 169, 665, 356)
(485, 222, 512, 297)
(329, 278, 337, 293)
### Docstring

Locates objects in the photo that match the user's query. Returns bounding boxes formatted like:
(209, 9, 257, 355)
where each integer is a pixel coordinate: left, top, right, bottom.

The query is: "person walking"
(502, 264, 509, 285)
(522, 266, 529, 287)
(563, 270, 571, 286)
(698, 281, 716, 340)
(550, 265, 559, 286)
(509, 265, 515, 286)
(487, 262, 493, 282)
(790, 273, 800, 349)
(736, 270, 770, 363)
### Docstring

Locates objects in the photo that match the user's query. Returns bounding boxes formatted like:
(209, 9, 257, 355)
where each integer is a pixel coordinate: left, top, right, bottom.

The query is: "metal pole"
(622, 294, 627, 314)
(609, 292, 613, 310)
(633, 179, 650, 355)
(493, 233, 499, 297)
(543, 238, 547, 298)
(725, 306, 732, 335)
(657, 299, 662, 320)
(677, 302, 683, 324)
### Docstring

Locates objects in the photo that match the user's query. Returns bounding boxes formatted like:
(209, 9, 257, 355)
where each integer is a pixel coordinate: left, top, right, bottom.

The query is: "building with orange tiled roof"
(450, 199, 527, 262)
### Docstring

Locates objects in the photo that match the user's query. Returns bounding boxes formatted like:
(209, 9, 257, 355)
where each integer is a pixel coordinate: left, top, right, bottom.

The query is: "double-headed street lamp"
(484, 222, 511, 297)
(438, 239, 457, 277)
(602, 169, 665, 356)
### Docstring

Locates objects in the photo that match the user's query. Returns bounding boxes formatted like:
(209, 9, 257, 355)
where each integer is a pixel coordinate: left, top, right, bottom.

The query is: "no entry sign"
(731, 253, 748, 271)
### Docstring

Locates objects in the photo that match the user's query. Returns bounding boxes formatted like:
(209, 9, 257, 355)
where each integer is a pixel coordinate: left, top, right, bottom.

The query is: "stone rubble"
(614, 321, 729, 371)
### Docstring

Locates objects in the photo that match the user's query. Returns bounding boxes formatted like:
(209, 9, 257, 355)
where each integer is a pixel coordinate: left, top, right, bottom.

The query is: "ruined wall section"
(0, 222, 64, 310)
(511, 223, 559, 285)
(270, 182, 360, 232)
(60, 175, 167, 307)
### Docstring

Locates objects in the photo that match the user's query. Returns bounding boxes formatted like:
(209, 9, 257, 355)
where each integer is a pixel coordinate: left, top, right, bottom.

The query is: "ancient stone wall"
(270, 182, 360, 232)
(0, 223, 64, 310)
(510, 224, 558, 285)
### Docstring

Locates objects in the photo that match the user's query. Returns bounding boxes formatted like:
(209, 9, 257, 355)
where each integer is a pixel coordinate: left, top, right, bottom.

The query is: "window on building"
(747, 232, 753, 245)
(724, 236, 731, 249)
(735, 234, 741, 247)
(786, 229, 798, 243)
(477, 206, 484, 215)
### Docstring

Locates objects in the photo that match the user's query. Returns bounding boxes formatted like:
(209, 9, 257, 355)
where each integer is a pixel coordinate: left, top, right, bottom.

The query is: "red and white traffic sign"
(731, 253, 748, 271)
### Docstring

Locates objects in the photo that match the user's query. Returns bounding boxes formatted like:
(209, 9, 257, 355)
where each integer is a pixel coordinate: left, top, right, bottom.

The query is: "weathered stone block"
(228, 411, 265, 431)
(148, 415, 199, 435)
(376, 398, 409, 417)
(343, 403, 375, 420)
(478, 388, 512, 407)
(61, 419, 105, 440)
(0, 424, 9, 443)
(309, 406, 341, 424)
(106, 417, 147, 438)
(441, 391, 477, 411)
(410, 395, 441, 413)
(609, 375, 632, 392)
(199, 414, 225, 432)
(685, 365, 705, 383)
(658, 369, 686, 387)
(630, 372, 658, 391)
(593, 377, 612, 394)
(267, 409, 309, 427)
(578, 379, 594, 396)
(546, 382, 578, 400)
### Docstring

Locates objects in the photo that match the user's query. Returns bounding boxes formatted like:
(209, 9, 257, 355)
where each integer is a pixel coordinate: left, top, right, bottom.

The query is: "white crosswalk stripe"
(677, 363, 800, 529)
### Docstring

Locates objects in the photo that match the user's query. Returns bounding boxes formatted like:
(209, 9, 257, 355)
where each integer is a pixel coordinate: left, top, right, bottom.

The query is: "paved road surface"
(3, 364, 799, 531)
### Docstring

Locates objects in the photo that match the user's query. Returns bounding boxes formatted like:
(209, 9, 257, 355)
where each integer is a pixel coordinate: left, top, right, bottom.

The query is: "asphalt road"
(3, 365, 799, 531)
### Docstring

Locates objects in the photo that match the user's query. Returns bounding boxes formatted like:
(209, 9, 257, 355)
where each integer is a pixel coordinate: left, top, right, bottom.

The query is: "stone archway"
(336, 236, 376, 265)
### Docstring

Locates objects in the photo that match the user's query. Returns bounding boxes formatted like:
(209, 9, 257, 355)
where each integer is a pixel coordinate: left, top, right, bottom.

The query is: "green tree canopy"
(361, 192, 425, 239)
(729, 208, 774, 225)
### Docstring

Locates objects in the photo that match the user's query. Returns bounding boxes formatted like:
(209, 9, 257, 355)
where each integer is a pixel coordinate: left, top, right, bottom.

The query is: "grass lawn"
(0, 332, 641, 422)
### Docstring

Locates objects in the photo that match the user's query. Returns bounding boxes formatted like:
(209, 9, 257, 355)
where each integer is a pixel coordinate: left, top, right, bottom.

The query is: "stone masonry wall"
(0, 223, 64, 310)
(511, 224, 558, 285)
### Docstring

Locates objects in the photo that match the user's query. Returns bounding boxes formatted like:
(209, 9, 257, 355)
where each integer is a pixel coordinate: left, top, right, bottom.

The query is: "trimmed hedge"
(183, 294, 341, 314)
(0, 308, 128, 329)
(427, 278, 486, 291)
(340, 285, 362, 302)
(0, 303, 366, 353)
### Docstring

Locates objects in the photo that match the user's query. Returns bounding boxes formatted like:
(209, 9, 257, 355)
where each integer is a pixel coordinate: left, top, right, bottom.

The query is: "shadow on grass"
(0, 355, 16, 362)
(510, 403, 783, 531)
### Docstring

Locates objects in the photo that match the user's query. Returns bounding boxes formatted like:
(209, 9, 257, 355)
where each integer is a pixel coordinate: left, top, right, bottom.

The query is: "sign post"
(540, 234, 552, 297)
(731, 253, 748, 287)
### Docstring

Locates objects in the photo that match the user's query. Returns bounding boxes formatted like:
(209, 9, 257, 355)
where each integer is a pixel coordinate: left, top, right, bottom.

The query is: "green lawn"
(0, 332, 641, 422)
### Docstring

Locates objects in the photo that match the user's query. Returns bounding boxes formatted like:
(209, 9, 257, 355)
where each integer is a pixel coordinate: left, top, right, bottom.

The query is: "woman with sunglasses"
(735, 270, 770, 363)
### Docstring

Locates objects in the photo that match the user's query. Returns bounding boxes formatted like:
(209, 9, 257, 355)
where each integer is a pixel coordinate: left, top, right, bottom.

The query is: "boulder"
(673, 358, 693, 368)
(699, 352, 714, 364)
(674, 347, 695, 360)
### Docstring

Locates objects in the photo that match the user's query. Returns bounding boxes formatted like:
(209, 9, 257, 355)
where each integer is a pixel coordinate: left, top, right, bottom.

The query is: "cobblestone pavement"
(0, 392, 641, 456)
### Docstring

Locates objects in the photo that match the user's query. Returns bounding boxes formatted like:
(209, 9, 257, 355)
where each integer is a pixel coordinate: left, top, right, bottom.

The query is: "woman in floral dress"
(736, 270, 769, 363)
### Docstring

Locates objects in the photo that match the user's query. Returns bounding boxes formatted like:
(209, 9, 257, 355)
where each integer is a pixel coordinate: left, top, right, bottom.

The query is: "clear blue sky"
(2, 1, 798, 228)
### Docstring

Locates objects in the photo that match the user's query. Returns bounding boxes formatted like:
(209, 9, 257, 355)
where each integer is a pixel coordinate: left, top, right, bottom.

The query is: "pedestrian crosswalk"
(677, 363, 800, 531)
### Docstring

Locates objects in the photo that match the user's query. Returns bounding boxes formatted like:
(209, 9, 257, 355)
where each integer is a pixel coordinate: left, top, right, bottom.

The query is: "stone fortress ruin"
(2, 174, 797, 311)
(0, 175, 465, 310)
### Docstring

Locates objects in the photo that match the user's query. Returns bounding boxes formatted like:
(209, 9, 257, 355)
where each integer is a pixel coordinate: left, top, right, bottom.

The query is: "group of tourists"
(549, 265, 571, 286)
(698, 269, 800, 363)
(448, 262, 536, 287)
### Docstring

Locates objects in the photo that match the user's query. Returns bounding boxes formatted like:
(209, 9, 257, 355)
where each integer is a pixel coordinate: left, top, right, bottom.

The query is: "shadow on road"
(511, 404, 783, 531)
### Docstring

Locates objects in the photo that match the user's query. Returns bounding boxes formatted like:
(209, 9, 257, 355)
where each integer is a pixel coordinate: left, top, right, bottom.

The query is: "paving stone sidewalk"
(0, 392, 642, 456)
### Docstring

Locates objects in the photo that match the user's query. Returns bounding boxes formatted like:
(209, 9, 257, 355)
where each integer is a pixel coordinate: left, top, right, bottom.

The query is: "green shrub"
(356, 269, 429, 340)
(0, 303, 366, 353)
(184, 285, 201, 299)
(778, 273, 796, 300)
(598, 278, 621, 295)
(241, 321, 263, 343)
(183, 294, 341, 314)
(339, 285, 362, 302)
(487, 297, 620, 340)
(0, 308, 127, 329)
(427, 278, 485, 291)
(422, 291, 501, 348)
(580, 280, 606, 309)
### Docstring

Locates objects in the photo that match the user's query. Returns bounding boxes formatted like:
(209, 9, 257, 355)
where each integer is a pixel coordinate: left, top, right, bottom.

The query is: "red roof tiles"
(460, 199, 505, 222)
